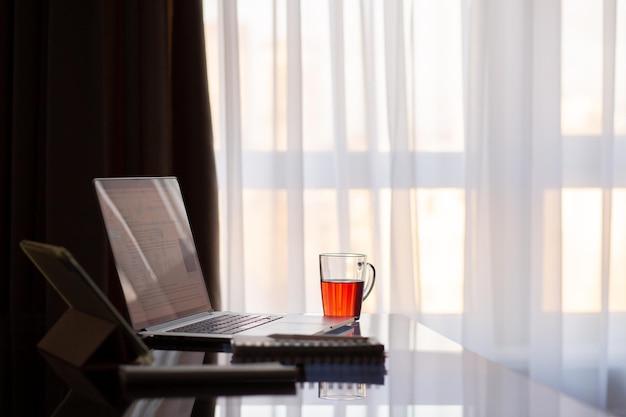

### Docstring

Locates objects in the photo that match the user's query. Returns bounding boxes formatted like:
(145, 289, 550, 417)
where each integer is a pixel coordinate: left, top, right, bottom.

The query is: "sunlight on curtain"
(202, 0, 626, 413)
(562, 0, 602, 136)
(610, 189, 626, 311)
(562, 189, 602, 312)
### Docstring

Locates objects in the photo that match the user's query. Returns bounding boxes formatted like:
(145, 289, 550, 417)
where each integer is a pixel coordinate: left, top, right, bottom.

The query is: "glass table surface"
(48, 314, 616, 417)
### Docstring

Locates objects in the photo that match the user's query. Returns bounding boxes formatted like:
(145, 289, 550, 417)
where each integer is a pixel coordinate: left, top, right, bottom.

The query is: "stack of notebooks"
(231, 334, 385, 365)
(230, 334, 387, 385)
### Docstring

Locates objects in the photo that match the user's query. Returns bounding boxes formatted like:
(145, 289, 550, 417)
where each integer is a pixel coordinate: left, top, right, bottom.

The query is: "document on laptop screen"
(95, 178, 211, 329)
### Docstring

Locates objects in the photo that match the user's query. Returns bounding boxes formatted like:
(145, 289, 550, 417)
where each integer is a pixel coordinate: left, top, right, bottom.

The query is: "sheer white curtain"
(203, 0, 626, 413)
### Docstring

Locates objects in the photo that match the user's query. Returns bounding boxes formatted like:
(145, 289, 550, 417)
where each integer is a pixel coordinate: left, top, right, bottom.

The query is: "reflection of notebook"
(19, 239, 153, 365)
(93, 177, 353, 347)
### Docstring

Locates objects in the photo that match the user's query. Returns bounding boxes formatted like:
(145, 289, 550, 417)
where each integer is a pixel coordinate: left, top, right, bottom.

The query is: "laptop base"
(141, 334, 232, 352)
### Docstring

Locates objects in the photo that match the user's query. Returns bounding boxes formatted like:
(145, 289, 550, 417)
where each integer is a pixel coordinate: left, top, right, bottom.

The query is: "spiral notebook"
(230, 334, 386, 365)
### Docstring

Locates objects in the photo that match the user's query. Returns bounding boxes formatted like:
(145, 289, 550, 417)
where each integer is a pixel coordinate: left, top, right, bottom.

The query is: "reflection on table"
(46, 314, 615, 417)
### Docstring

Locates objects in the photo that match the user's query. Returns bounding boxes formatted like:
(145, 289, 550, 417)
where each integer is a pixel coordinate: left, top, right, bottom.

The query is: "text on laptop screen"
(95, 178, 212, 329)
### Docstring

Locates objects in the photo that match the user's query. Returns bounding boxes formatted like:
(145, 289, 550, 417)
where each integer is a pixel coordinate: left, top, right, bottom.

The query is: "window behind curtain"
(201, 0, 626, 316)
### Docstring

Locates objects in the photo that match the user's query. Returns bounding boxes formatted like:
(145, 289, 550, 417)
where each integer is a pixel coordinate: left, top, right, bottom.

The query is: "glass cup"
(319, 253, 376, 319)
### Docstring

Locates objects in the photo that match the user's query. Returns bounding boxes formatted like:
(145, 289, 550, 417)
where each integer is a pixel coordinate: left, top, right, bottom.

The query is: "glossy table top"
(49, 314, 616, 416)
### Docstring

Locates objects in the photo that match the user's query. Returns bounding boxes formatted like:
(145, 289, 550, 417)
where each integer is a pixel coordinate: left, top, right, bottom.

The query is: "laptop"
(19, 239, 154, 365)
(93, 176, 354, 346)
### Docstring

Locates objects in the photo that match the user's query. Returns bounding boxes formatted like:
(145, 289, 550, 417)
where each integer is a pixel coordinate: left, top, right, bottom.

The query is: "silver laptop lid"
(94, 177, 213, 330)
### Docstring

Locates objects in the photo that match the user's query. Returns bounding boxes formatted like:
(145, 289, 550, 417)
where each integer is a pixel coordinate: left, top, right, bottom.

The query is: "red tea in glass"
(319, 253, 375, 319)
(321, 280, 364, 317)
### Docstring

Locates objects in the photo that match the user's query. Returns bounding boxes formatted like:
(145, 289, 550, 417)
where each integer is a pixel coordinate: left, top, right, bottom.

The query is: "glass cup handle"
(362, 263, 376, 300)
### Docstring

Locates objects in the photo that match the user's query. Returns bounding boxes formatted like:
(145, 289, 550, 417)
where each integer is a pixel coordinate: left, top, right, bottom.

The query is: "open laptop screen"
(94, 177, 212, 330)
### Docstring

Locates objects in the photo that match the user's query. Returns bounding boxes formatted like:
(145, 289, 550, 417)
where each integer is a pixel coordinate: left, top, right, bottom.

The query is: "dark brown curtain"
(1, 1, 221, 415)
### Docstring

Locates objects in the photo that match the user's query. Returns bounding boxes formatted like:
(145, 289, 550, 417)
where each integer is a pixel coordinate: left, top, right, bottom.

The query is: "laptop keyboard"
(168, 313, 282, 335)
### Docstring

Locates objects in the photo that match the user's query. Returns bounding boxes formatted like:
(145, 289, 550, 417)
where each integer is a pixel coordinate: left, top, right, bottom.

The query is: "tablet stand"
(37, 308, 132, 408)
